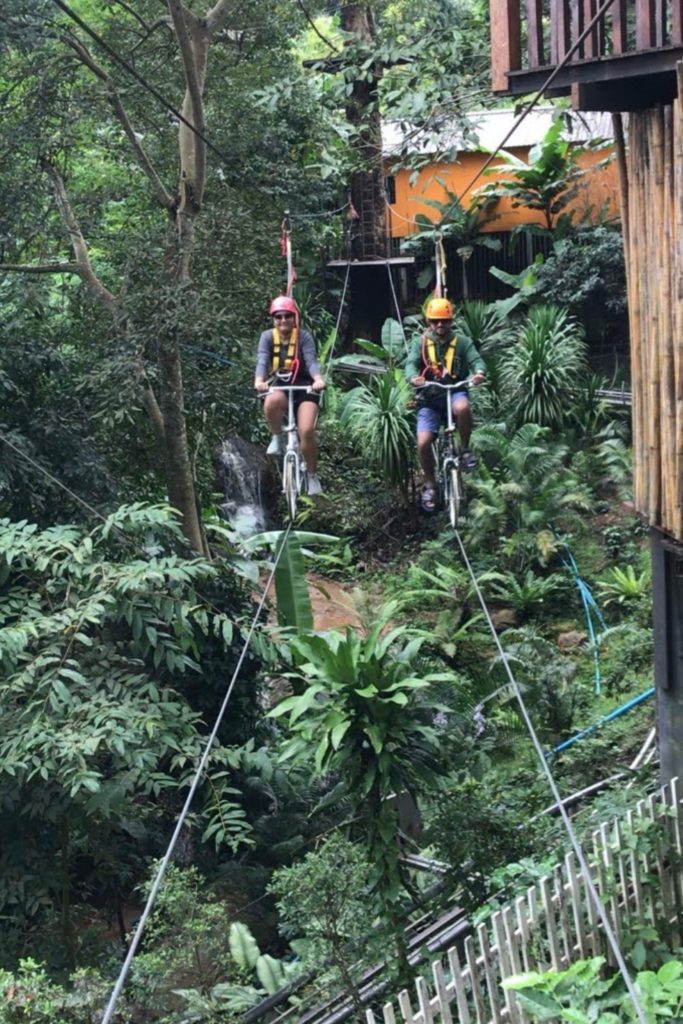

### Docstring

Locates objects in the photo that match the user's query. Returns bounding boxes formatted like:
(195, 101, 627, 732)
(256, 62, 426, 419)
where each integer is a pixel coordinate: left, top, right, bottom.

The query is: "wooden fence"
(367, 777, 683, 1024)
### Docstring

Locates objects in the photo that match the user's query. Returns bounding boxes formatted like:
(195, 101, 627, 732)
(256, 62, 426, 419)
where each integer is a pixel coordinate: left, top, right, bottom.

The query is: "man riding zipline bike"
(405, 297, 486, 514)
(254, 295, 325, 497)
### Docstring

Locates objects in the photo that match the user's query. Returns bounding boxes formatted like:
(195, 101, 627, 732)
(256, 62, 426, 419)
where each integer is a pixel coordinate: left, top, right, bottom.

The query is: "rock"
(490, 607, 518, 631)
(557, 630, 589, 652)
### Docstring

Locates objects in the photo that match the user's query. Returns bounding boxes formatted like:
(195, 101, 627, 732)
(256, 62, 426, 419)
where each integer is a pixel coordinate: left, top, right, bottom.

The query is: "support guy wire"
(451, 525, 649, 1024)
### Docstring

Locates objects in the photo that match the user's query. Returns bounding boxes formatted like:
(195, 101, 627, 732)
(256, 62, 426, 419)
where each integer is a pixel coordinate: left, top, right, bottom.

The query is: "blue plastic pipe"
(550, 687, 655, 755)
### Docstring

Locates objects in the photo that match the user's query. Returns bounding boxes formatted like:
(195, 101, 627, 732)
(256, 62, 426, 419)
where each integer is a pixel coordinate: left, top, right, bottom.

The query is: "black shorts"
(259, 385, 320, 409)
(293, 389, 320, 410)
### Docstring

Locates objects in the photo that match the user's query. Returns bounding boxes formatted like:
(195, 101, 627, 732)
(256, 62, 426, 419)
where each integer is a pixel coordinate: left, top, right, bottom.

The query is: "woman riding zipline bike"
(405, 297, 486, 514)
(254, 295, 325, 497)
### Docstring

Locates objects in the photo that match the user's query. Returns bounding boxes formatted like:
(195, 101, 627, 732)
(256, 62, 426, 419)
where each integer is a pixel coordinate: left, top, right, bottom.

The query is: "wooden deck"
(490, 0, 683, 108)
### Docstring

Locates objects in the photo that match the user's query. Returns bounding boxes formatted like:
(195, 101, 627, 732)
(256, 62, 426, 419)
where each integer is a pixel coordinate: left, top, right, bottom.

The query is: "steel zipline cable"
(450, 524, 648, 1024)
(0, 429, 296, 1023)
(98, 522, 293, 1024)
(322, 259, 351, 380)
(435, 0, 621, 225)
(45, 0, 349, 227)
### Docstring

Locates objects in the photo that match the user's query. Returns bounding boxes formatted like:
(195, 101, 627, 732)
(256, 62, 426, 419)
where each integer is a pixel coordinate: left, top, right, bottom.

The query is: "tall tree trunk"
(341, 4, 386, 259)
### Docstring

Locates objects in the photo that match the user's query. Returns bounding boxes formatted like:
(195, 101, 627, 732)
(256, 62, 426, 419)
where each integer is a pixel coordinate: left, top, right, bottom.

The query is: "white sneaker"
(307, 473, 323, 496)
(266, 434, 284, 456)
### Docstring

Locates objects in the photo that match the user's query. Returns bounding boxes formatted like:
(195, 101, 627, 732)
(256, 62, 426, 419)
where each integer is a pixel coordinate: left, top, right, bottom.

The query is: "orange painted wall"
(387, 147, 619, 236)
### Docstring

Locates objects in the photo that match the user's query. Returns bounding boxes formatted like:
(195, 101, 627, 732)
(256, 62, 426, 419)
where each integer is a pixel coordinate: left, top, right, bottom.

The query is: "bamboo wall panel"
(626, 83, 683, 540)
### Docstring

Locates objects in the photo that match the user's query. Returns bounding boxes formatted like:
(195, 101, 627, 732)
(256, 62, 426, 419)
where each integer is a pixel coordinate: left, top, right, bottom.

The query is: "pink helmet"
(269, 295, 299, 322)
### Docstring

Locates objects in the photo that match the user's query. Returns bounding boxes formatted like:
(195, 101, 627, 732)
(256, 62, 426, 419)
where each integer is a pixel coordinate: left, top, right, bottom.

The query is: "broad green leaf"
(331, 719, 351, 749)
(256, 954, 287, 994)
(274, 533, 313, 631)
(229, 922, 260, 970)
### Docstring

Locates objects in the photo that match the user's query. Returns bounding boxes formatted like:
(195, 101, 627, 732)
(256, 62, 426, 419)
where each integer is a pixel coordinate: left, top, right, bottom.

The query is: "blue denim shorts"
(416, 392, 469, 435)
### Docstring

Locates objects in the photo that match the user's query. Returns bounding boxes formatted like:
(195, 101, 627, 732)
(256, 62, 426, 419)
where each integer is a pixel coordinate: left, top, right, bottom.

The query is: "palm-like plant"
(340, 370, 414, 497)
(477, 568, 568, 621)
(453, 300, 510, 419)
(501, 305, 587, 430)
(477, 119, 591, 234)
(269, 606, 458, 922)
(597, 565, 651, 610)
(392, 562, 487, 658)
(454, 300, 509, 355)
(594, 437, 633, 501)
(467, 422, 591, 566)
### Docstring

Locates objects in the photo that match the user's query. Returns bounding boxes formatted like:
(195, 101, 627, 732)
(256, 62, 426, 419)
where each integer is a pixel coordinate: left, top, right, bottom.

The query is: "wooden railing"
(367, 777, 683, 1024)
(490, 0, 683, 91)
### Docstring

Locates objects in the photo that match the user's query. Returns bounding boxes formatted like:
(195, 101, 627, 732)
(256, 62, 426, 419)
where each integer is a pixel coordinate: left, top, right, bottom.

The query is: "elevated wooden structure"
(490, 0, 683, 109)
(490, 0, 683, 782)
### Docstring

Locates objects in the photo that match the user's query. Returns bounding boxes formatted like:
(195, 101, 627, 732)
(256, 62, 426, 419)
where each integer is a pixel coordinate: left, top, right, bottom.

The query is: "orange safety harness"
(271, 326, 300, 379)
(421, 332, 458, 379)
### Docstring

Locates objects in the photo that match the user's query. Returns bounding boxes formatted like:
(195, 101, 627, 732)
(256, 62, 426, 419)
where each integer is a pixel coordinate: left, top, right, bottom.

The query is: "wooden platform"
(490, 0, 683, 109)
(326, 256, 415, 267)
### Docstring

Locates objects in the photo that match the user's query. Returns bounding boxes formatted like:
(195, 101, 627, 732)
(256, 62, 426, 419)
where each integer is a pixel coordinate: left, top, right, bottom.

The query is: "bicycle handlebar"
(261, 384, 321, 393)
(412, 377, 473, 390)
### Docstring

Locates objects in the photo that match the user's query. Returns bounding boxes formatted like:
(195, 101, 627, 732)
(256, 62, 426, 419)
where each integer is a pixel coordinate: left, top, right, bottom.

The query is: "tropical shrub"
(130, 865, 297, 1021)
(340, 370, 414, 496)
(454, 300, 509, 354)
(401, 192, 501, 298)
(0, 960, 122, 1023)
(423, 774, 533, 911)
(477, 118, 596, 235)
(504, 956, 683, 1023)
(597, 566, 652, 625)
(491, 627, 583, 742)
(500, 306, 588, 430)
(268, 607, 459, 974)
(269, 834, 376, 1016)
(467, 422, 592, 568)
(477, 567, 569, 621)
(0, 505, 256, 962)
(533, 225, 628, 342)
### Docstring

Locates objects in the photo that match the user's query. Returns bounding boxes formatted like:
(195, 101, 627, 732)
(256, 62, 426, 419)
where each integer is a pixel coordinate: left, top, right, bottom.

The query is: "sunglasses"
(429, 318, 451, 325)
(273, 312, 294, 321)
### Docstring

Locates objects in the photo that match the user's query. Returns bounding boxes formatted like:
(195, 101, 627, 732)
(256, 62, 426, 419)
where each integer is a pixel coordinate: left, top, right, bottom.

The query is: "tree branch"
(166, 0, 206, 208)
(110, 0, 155, 31)
(141, 385, 166, 447)
(131, 16, 174, 53)
(295, 0, 340, 53)
(204, 0, 236, 32)
(41, 159, 119, 315)
(62, 34, 175, 211)
(0, 263, 82, 275)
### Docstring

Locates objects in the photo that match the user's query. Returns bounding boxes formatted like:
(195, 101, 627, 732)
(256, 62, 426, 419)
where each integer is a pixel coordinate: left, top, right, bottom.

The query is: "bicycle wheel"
(283, 454, 298, 520)
(446, 463, 462, 529)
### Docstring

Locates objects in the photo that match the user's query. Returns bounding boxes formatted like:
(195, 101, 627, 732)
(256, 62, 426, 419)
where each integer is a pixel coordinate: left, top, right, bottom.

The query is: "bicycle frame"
(265, 382, 314, 518)
(414, 378, 471, 527)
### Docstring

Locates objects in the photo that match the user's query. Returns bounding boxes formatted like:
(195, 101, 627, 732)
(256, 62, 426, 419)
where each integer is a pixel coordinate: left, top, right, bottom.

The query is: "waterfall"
(215, 437, 277, 537)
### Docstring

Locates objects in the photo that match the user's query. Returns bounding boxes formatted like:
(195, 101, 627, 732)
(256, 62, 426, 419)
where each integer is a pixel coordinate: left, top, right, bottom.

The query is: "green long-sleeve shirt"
(405, 328, 487, 386)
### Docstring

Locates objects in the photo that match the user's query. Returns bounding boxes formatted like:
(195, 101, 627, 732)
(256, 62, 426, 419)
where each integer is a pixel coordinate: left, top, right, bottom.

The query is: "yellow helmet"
(426, 297, 453, 320)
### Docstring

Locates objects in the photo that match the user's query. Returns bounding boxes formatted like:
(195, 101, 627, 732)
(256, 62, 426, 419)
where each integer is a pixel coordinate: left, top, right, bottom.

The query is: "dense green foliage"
(0, 2, 660, 1022)
(0, 505, 262, 968)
